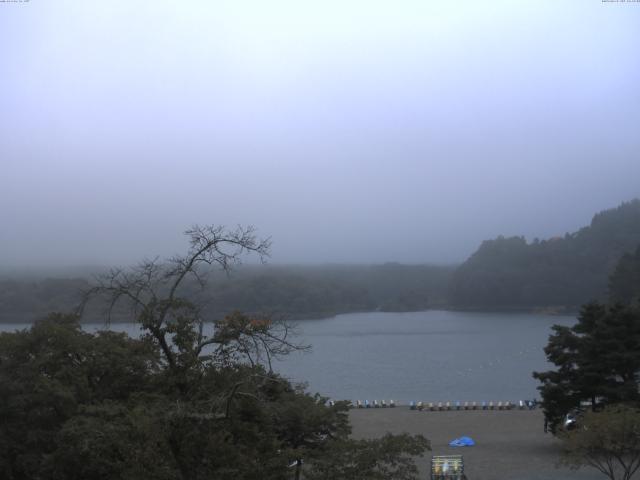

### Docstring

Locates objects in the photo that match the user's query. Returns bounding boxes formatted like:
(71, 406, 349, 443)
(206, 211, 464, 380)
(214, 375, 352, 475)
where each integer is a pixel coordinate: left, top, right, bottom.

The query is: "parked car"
(563, 409, 583, 430)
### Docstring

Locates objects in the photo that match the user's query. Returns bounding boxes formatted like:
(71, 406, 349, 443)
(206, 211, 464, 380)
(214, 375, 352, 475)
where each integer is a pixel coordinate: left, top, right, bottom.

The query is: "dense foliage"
(304, 433, 430, 480)
(0, 314, 352, 479)
(0, 225, 430, 479)
(533, 303, 640, 433)
(0, 314, 430, 480)
(450, 200, 640, 309)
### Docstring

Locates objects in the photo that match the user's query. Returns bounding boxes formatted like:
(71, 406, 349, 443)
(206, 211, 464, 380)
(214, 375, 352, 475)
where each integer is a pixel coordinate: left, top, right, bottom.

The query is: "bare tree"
(80, 225, 305, 373)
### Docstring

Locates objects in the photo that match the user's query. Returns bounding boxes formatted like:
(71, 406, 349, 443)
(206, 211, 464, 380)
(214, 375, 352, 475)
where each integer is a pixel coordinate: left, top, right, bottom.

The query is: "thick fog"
(1, 1, 639, 267)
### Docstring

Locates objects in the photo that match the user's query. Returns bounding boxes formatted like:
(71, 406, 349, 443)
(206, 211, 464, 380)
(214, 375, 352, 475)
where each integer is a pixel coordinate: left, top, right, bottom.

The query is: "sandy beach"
(349, 408, 603, 480)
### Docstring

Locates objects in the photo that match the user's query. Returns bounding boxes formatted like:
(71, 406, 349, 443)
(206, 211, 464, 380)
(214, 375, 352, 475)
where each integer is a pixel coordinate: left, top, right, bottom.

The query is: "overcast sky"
(1, 0, 639, 267)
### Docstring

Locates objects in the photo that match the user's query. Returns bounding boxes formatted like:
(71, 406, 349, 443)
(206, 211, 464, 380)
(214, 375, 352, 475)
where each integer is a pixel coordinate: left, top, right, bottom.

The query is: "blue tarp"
(449, 436, 475, 447)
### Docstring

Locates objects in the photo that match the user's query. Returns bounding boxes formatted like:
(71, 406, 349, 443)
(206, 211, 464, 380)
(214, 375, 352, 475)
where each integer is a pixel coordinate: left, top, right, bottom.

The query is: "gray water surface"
(272, 310, 574, 404)
(1, 310, 575, 404)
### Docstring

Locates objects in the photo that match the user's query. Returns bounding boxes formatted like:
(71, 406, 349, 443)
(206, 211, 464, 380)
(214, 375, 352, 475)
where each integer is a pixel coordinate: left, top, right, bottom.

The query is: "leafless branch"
(78, 224, 272, 372)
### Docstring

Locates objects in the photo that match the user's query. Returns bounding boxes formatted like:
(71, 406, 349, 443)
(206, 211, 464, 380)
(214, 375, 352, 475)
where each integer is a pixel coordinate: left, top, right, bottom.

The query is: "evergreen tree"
(533, 303, 640, 433)
(610, 245, 640, 305)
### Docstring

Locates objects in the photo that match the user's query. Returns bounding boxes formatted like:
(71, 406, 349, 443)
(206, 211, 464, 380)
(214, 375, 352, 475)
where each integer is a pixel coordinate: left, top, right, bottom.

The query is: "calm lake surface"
(273, 310, 576, 404)
(1, 310, 575, 404)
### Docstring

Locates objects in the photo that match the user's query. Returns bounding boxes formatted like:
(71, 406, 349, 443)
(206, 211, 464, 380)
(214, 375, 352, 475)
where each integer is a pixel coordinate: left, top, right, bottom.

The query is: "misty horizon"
(1, 197, 637, 273)
(2, 1, 639, 267)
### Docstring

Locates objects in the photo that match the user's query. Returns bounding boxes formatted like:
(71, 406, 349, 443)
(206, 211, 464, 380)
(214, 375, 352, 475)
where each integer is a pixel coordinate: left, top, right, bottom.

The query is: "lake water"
(273, 310, 576, 404)
(1, 310, 575, 404)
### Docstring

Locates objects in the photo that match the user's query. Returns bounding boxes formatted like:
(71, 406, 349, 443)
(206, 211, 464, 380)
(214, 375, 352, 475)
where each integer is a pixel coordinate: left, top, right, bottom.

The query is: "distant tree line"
(0, 264, 454, 323)
(2, 200, 640, 321)
(0, 278, 90, 321)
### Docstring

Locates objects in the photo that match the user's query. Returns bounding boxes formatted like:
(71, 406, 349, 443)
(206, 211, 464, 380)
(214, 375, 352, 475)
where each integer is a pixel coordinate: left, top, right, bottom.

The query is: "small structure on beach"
(431, 454, 466, 479)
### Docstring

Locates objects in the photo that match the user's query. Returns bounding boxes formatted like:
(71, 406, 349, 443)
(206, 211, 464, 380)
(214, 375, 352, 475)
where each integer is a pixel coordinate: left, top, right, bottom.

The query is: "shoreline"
(0, 305, 580, 325)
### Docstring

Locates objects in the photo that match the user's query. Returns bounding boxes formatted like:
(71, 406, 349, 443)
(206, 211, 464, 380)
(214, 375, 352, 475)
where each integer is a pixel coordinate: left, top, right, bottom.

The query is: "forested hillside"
(0, 278, 90, 321)
(3, 201, 639, 322)
(450, 199, 640, 310)
(609, 244, 640, 305)
(0, 264, 454, 323)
